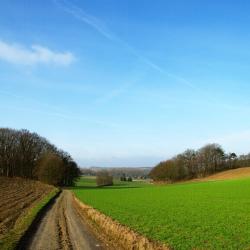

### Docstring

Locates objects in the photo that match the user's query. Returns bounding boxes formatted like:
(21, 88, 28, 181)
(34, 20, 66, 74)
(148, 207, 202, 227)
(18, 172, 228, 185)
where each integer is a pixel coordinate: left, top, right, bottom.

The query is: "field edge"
(73, 193, 169, 250)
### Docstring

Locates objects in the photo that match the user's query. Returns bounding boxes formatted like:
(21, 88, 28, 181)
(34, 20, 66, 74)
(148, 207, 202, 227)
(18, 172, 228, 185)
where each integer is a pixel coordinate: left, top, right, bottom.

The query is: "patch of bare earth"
(0, 177, 53, 239)
(73, 195, 169, 250)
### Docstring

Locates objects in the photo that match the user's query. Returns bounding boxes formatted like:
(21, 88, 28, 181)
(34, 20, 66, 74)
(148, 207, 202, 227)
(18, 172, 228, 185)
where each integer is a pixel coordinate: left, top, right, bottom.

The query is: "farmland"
(0, 177, 58, 249)
(73, 176, 250, 249)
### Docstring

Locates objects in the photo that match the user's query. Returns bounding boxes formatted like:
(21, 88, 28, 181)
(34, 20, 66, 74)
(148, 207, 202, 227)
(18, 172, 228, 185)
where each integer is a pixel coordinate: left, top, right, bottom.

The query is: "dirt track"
(25, 190, 105, 250)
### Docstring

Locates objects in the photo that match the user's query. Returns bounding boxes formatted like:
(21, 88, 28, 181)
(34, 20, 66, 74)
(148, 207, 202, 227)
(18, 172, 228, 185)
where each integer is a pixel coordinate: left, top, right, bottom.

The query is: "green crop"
(73, 177, 250, 249)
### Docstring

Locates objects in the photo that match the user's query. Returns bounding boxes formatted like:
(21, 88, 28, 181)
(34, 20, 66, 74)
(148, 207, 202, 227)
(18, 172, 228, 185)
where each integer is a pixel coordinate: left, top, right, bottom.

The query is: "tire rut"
(23, 190, 105, 250)
(57, 198, 73, 250)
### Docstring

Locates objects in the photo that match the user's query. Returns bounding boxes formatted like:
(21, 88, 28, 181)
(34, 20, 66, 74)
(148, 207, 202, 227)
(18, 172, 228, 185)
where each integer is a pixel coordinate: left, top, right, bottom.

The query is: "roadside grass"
(73, 177, 250, 249)
(0, 188, 59, 250)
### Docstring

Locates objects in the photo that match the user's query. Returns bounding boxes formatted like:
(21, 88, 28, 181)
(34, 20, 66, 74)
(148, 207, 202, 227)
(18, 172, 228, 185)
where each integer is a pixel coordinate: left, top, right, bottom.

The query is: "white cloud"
(0, 40, 75, 66)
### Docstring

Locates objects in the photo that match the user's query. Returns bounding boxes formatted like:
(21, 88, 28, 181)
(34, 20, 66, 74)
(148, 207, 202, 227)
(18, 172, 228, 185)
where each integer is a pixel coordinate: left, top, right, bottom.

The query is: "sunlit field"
(73, 177, 250, 249)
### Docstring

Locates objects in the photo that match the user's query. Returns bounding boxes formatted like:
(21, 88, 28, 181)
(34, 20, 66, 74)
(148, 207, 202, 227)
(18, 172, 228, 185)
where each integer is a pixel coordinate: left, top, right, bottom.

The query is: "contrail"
(53, 0, 196, 89)
(53, 0, 116, 41)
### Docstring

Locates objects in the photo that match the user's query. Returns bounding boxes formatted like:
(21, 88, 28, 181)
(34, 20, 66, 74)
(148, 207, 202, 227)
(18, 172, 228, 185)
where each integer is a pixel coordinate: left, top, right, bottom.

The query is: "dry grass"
(196, 167, 250, 182)
(74, 195, 169, 250)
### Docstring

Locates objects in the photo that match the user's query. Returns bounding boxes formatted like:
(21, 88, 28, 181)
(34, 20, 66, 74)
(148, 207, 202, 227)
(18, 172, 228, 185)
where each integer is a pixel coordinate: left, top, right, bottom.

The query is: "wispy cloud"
(94, 83, 131, 104)
(0, 40, 75, 66)
(54, 0, 196, 89)
(94, 71, 145, 104)
(0, 90, 117, 128)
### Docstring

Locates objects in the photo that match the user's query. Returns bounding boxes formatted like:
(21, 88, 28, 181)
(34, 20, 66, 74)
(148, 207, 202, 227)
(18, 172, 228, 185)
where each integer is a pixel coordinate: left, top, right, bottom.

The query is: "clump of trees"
(120, 173, 133, 182)
(127, 176, 132, 182)
(150, 143, 250, 182)
(0, 128, 81, 186)
(120, 173, 126, 181)
(96, 171, 113, 187)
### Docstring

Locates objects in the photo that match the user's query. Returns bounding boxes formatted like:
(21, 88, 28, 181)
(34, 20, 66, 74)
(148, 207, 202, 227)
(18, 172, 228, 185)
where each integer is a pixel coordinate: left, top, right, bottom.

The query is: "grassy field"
(74, 176, 150, 188)
(73, 176, 250, 249)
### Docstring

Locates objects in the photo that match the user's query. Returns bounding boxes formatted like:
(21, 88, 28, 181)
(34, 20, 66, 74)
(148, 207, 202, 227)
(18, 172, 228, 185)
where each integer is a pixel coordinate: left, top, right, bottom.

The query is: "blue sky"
(1, 0, 250, 167)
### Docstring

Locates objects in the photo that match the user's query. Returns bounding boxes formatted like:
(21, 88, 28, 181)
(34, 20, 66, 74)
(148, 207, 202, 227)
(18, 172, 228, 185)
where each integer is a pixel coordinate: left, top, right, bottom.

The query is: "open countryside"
(2, 131, 250, 250)
(2, 1, 250, 249)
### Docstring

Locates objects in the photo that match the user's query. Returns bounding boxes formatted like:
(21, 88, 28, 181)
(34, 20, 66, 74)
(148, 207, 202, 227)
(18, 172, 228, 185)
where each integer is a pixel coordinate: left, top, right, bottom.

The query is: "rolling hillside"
(199, 167, 250, 181)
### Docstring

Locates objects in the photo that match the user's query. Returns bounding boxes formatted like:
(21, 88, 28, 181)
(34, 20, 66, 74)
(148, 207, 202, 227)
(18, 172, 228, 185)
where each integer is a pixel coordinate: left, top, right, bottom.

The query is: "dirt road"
(25, 190, 105, 250)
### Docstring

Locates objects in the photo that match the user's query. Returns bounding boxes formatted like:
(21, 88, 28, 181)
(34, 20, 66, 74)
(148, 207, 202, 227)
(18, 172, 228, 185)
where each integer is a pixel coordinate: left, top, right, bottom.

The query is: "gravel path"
(26, 190, 104, 250)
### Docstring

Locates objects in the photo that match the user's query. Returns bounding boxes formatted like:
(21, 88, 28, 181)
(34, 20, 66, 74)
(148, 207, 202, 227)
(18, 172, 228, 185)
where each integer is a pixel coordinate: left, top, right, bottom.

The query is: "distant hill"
(81, 166, 152, 178)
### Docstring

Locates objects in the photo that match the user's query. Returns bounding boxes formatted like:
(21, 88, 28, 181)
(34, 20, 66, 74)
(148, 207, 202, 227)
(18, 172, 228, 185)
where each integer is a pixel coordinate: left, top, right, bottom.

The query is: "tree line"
(0, 128, 81, 186)
(81, 167, 151, 179)
(149, 143, 250, 182)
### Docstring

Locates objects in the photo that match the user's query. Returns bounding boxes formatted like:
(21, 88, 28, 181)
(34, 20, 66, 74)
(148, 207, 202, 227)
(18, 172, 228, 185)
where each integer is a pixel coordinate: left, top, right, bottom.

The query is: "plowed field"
(0, 177, 53, 239)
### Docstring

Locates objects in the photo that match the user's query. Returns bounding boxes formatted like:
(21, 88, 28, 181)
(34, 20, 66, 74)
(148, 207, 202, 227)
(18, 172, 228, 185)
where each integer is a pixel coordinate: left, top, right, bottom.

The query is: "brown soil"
(0, 177, 53, 238)
(73, 195, 169, 250)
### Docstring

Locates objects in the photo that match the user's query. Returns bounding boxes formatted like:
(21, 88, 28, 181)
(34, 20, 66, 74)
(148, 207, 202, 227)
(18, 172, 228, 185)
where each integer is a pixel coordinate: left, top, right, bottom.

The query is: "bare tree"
(96, 171, 113, 187)
(35, 152, 65, 186)
(149, 143, 248, 182)
(0, 128, 81, 186)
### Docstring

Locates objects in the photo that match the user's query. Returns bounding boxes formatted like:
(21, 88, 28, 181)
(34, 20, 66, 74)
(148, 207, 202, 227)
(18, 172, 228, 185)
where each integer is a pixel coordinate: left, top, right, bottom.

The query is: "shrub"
(127, 176, 132, 182)
(120, 173, 126, 181)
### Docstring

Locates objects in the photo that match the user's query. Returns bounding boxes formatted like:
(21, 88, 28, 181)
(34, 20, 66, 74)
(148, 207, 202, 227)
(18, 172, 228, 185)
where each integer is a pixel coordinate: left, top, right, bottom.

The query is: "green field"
(73, 177, 250, 249)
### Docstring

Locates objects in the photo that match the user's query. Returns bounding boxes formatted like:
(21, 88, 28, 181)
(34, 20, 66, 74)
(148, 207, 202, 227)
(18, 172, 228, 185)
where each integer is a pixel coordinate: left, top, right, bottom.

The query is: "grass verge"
(0, 188, 59, 250)
(74, 195, 168, 250)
